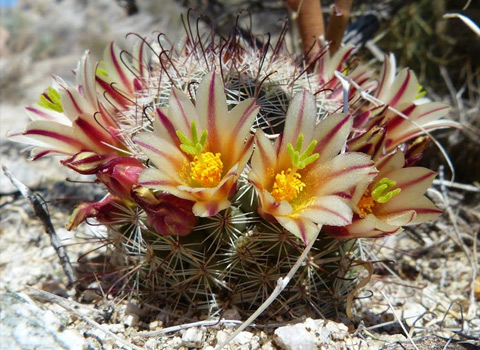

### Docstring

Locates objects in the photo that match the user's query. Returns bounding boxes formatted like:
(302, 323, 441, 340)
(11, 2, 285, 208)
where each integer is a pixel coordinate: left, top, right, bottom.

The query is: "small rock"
(181, 327, 205, 348)
(222, 308, 242, 320)
(170, 336, 183, 347)
(274, 319, 319, 350)
(85, 327, 114, 348)
(105, 323, 124, 334)
(144, 338, 160, 350)
(325, 321, 349, 341)
(215, 330, 230, 345)
(125, 302, 142, 315)
(233, 331, 253, 345)
(260, 342, 276, 350)
(0, 293, 88, 350)
(149, 320, 162, 330)
(81, 282, 103, 303)
(233, 331, 261, 350)
(124, 313, 139, 327)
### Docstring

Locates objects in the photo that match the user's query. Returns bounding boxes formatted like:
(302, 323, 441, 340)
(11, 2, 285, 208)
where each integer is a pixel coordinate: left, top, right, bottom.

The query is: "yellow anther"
(357, 190, 376, 217)
(271, 168, 306, 203)
(190, 152, 223, 188)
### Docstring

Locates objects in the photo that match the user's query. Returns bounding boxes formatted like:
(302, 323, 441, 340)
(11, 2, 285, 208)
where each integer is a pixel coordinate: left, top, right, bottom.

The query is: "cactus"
(8, 18, 455, 322)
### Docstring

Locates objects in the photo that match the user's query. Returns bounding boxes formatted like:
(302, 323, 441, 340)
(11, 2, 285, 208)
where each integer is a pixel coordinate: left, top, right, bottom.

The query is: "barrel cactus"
(9, 18, 455, 322)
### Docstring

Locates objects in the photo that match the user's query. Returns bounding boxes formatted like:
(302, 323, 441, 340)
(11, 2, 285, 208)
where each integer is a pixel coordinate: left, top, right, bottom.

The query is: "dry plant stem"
(2, 165, 75, 286)
(325, 0, 353, 54)
(138, 319, 243, 337)
(286, 0, 325, 60)
(432, 179, 479, 192)
(437, 165, 477, 318)
(381, 291, 420, 350)
(28, 288, 144, 350)
(439, 66, 466, 124)
(345, 260, 373, 319)
(443, 13, 480, 37)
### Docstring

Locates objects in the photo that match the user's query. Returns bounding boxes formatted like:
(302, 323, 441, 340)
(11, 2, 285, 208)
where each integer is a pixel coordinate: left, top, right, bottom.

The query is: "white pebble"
(181, 327, 204, 348)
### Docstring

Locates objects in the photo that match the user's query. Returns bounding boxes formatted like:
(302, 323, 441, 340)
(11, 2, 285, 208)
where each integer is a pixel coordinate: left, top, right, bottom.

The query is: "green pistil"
(287, 133, 319, 170)
(416, 83, 426, 99)
(176, 121, 208, 155)
(37, 87, 63, 112)
(96, 60, 108, 77)
(371, 178, 401, 204)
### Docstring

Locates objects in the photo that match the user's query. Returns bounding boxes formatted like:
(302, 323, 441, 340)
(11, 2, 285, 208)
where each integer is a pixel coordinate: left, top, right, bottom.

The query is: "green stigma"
(416, 84, 426, 100)
(287, 133, 319, 170)
(371, 178, 401, 204)
(37, 87, 63, 113)
(96, 60, 108, 77)
(176, 121, 208, 155)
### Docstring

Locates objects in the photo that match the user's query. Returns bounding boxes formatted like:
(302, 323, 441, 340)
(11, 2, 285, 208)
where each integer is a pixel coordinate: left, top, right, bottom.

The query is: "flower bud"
(96, 157, 144, 199)
(347, 126, 386, 161)
(404, 136, 430, 167)
(66, 195, 128, 230)
(132, 187, 197, 237)
(61, 151, 116, 174)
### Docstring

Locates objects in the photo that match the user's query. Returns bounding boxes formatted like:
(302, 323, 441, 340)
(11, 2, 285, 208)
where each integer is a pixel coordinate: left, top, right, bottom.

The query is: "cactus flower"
(8, 42, 148, 160)
(327, 150, 443, 238)
(248, 90, 376, 244)
(135, 71, 260, 217)
(365, 54, 458, 152)
(313, 42, 377, 104)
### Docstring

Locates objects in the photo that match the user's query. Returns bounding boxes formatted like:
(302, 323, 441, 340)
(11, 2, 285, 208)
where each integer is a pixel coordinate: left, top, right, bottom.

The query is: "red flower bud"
(96, 157, 144, 199)
(62, 151, 117, 174)
(66, 195, 129, 230)
(132, 187, 197, 236)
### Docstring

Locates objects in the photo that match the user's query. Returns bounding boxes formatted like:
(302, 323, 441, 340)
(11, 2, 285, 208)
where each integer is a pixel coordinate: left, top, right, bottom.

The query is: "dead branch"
(28, 288, 144, 350)
(2, 165, 75, 286)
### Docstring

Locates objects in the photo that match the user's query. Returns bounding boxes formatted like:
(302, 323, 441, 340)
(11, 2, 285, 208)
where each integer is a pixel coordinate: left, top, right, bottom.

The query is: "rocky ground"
(1, 1, 479, 349)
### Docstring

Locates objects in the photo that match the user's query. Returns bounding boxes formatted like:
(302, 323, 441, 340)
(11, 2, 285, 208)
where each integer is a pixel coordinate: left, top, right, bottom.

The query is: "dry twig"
(28, 288, 144, 350)
(381, 291, 420, 350)
(2, 165, 75, 286)
(138, 319, 243, 337)
(437, 165, 477, 318)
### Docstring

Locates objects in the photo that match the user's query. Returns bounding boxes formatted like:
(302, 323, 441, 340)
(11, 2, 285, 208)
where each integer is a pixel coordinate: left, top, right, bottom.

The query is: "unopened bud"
(132, 187, 197, 236)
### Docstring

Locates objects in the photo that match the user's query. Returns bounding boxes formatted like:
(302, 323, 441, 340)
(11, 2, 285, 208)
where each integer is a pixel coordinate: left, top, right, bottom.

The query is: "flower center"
(357, 178, 402, 217)
(271, 168, 306, 203)
(190, 152, 223, 188)
(357, 190, 376, 217)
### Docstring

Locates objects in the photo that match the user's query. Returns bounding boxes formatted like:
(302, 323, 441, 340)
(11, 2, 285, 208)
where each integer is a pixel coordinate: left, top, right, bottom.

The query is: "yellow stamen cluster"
(190, 152, 223, 188)
(357, 190, 376, 217)
(271, 169, 306, 203)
